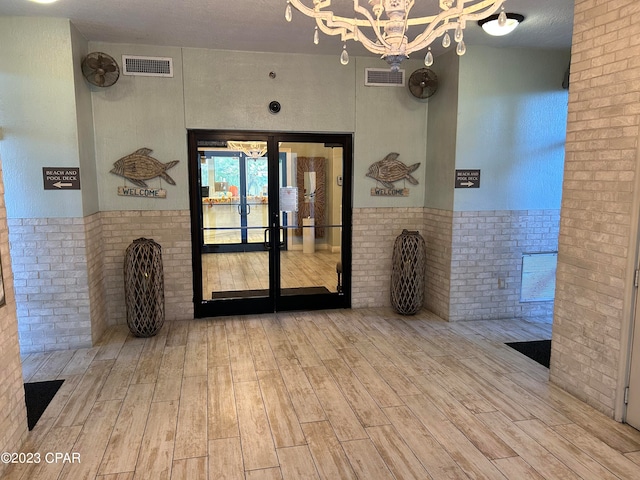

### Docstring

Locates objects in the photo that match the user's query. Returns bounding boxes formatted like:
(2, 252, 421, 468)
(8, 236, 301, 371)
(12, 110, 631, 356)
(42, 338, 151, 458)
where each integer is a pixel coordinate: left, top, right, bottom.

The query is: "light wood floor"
(8, 308, 640, 480)
(203, 251, 342, 297)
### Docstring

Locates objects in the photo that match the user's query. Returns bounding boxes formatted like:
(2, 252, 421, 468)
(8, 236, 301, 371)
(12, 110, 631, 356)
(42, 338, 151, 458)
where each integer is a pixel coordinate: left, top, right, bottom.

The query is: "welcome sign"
(117, 186, 167, 198)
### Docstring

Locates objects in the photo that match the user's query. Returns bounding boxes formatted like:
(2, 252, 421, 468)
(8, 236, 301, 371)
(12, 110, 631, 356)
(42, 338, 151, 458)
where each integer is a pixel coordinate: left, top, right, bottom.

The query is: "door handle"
(264, 228, 271, 250)
(278, 226, 285, 249)
(237, 204, 242, 215)
(264, 227, 285, 250)
(246, 204, 251, 215)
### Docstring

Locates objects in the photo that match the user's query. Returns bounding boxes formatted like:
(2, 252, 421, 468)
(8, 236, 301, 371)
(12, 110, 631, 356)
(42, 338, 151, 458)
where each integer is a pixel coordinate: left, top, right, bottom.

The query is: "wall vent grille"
(122, 55, 173, 77)
(365, 68, 405, 87)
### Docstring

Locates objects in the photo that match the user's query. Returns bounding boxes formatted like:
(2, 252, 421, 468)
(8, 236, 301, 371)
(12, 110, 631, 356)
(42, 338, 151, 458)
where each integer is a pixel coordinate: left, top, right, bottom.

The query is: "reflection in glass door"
(188, 131, 352, 317)
(277, 142, 344, 302)
(200, 149, 269, 251)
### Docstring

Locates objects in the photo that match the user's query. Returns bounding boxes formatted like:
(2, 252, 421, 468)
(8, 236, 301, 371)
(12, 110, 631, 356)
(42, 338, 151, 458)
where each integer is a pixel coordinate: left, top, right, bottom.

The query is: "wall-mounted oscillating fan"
(81, 52, 120, 87)
(408, 68, 438, 99)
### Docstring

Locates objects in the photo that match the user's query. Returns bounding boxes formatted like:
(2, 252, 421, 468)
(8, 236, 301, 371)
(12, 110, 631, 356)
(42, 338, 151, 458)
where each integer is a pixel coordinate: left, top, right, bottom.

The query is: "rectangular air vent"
(122, 55, 173, 77)
(365, 68, 405, 87)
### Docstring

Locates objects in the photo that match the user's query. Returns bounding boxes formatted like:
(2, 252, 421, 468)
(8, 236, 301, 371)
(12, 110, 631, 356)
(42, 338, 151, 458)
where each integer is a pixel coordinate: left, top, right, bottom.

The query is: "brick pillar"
(0, 159, 28, 477)
(551, 0, 640, 417)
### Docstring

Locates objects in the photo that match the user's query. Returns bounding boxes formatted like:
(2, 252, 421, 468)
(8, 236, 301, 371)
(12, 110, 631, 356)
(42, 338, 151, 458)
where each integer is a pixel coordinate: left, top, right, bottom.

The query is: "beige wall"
(0, 17, 84, 219)
(552, 0, 640, 418)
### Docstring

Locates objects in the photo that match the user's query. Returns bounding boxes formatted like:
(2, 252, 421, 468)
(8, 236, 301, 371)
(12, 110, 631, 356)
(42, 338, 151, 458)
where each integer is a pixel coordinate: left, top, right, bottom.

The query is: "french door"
(188, 130, 352, 317)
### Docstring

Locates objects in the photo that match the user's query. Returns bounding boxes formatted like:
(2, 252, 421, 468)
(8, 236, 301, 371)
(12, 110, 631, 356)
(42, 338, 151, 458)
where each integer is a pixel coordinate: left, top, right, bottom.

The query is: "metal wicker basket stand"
(124, 238, 165, 337)
(391, 229, 426, 315)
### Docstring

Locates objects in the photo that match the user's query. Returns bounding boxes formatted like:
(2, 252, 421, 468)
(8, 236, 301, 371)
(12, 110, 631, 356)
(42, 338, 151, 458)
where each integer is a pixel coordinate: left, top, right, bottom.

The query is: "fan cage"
(81, 52, 120, 87)
(408, 68, 438, 99)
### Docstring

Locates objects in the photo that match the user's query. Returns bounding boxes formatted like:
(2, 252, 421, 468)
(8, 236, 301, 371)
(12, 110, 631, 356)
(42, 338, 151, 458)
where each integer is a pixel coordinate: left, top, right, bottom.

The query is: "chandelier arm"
(289, 0, 360, 42)
(402, 0, 416, 45)
(352, 0, 391, 48)
(292, 0, 503, 27)
(315, 18, 389, 54)
(406, 0, 505, 54)
(304, 0, 391, 53)
(406, 0, 504, 26)
(290, 0, 394, 48)
(406, 6, 464, 50)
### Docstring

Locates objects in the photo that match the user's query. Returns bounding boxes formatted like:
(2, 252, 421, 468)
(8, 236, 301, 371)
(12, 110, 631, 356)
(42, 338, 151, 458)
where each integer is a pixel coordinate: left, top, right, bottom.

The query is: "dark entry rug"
(505, 340, 551, 368)
(24, 379, 64, 430)
(212, 286, 331, 299)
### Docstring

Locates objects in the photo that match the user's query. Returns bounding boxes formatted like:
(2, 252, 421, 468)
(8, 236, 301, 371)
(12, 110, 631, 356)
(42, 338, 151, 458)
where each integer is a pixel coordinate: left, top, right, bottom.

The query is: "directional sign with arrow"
(43, 167, 81, 190)
(455, 169, 480, 189)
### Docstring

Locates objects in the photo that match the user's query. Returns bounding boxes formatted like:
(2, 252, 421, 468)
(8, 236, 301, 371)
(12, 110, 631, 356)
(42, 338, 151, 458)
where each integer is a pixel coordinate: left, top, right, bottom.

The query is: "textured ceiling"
(0, 0, 574, 59)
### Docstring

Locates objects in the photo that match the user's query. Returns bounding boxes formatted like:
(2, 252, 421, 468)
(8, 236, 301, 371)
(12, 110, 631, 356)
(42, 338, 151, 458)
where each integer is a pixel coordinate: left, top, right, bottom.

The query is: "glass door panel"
(278, 142, 343, 299)
(244, 157, 269, 244)
(189, 131, 352, 317)
(198, 140, 271, 303)
(200, 147, 269, 251)
(201, 154, 242, 245)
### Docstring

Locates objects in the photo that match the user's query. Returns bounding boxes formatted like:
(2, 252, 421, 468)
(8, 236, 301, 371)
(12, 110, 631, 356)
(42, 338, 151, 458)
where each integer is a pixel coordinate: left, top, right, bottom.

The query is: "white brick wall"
(352, 207, 558, 321)
(8, 210, 193, 352)
(100, 210, 194, 325)
(423, 208, 453, 320)
(551, 0, 640, 416)
(85, 212, 108, 344)
(8, 218, 92, 353)
(0, 161, 28, 477)
(8, 205, 558, 351)
(449, 210, 559, 321)
(352, 207, 424, 308)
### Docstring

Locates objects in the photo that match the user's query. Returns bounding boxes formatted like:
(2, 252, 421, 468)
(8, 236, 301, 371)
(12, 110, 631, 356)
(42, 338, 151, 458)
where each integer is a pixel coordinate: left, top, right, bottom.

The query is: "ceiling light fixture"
(478, 7, 524, 36)
(285, 0, 506, 71)
(227, 141, 268, 159)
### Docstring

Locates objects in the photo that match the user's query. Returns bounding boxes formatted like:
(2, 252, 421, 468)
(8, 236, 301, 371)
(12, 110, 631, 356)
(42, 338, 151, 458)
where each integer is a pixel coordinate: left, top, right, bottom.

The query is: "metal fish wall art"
(366, 152, 420, 188)
(110, 148, 179, 188)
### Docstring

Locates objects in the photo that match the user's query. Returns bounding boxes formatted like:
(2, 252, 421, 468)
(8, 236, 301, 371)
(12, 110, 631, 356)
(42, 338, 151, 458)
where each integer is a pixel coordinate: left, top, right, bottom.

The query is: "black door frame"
(188, 129, 353, 317)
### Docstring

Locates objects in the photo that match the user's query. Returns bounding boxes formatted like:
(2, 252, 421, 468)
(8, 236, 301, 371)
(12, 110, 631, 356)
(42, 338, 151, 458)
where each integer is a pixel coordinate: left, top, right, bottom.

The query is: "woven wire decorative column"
(124, 238, 165, 337)
(391, 229, 426, 315)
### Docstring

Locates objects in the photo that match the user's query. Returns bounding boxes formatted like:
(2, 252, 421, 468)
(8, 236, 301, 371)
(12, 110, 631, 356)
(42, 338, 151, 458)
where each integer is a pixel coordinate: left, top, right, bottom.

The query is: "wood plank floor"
(202, 250, 342, 297)
(9, 308, 640, 480)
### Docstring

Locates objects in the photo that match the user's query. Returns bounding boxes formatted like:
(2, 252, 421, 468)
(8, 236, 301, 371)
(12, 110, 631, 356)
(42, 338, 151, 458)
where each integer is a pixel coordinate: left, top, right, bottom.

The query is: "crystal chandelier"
(227, 141, 268, 159)
(285, 0, 507, 71)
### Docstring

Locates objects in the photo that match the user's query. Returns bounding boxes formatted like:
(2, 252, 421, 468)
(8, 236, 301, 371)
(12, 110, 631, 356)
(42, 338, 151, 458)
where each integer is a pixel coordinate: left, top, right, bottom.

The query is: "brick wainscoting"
(8, 211, 193, 353)
(9, 206, 558, 352)
(85, 212, 108, 345)
(449, 209, 560, 322)
(351, 207, 424, 308)
(8, 217, 93, 353)
(423, 208, 453, 320)
(100, 211, 194, 326)
(352, 207, 558, 321)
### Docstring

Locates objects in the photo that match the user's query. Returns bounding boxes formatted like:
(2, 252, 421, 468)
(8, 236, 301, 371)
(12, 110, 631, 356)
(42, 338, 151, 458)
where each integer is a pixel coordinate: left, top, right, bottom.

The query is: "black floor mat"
(212, 286, 331, 299)
(505, 340, 551, 368)
(24, 379, 64, 430)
